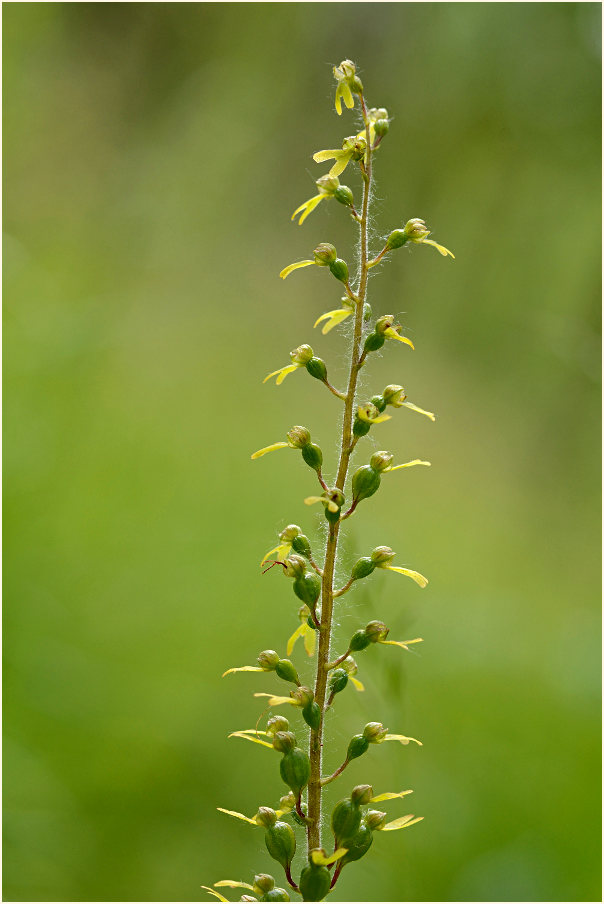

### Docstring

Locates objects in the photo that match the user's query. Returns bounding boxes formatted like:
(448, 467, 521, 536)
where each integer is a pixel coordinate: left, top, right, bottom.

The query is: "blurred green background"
(3, 3, 601, 902)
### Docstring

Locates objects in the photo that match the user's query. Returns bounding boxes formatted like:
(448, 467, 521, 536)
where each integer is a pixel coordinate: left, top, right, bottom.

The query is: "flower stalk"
(207, 59, 454, 903)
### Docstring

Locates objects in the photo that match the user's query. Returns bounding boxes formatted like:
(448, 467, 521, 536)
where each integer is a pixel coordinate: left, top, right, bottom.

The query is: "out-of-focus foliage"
(3, 4, 601, 902)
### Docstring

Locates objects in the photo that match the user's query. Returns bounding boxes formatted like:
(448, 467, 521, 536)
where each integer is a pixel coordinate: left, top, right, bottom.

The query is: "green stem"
(306, 94, 373, 853)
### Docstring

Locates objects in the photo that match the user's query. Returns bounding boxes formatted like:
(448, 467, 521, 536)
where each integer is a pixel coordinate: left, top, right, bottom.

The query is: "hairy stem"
(306, 97, 373, 852)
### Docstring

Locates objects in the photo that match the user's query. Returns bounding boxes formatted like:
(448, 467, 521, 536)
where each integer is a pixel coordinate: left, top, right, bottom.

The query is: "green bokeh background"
(3, 3, 601, 902)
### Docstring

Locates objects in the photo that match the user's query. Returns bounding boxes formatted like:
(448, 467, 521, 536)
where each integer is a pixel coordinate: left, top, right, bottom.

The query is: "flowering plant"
(204, 60, 453, 904)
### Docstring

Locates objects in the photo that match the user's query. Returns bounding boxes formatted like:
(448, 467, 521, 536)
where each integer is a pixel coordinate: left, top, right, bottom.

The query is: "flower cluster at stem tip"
(205, 59, 454, 903)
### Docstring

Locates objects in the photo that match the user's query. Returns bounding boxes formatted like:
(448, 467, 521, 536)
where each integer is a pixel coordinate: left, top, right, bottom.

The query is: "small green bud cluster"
(285, 426, 323, 473)
(349, 620, 390, 651)
(312, 243, 349, 284)
(257, 650, 300, 685)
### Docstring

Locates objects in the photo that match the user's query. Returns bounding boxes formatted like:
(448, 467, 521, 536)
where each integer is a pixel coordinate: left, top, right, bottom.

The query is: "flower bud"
(262, 890, 290, 903)
(293, 570, 321, 606)
(275, 658, 300, 684)
(290, 344, 314, 366)
(371, 393, 387, 413)
(257, 650, 280, 671)
(286, 426, 311, 448)
(316, 173, 339, 194)
(280, 747, 311, 794)
(351, 464, 381, 503)
(290, 685, 314, 708)
(265, 821, 296, 869)
(375, 314, 395, 335)
(329, 259, 349, 283)
(365, 620, 389, 642)
(280, 524, 300, 543)
(370, 545, 395, 565)
(256, 806, 278, 828)
(365, 809, 387, 830)
(272, 730, 297, 753)
(368, 107, 389, 122)
(340, 823, 373, 865)
(351, 784, 374, 806)
(346, 733, 370, 761)
(349, 629, 371, 653)
(383, 384, 407, 406)
(313, 243, 337, 265)
(335, 59, 356, 80)
(370, 451, 393, 472)
(350, 556, 375, 581)
(267, 716, 290, 736)
(279, 791, 296, 812)
(291, 533, 311, 558)
(363, 330, 385, 354)
(299, 860, 331, 903)
(374, 118, 389, 137)
(331, 798, 363, 843)
(341, 655, 359, 678)
(283, 554, 306, 578)
(254, 875, 275, 895)
(301, 442, 323, 472)
(385, 229, 407, 250)
(403, 218, 430, 242)
(363, 721, 388, 743)
(302, 700, 321, 731)
(328, 667, 348, 696)
(305, 357, 327, 382)
(334, 184, 354, 207)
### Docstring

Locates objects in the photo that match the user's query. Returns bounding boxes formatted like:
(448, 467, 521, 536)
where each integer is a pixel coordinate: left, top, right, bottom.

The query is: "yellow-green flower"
(287, 604, 317, 657)
(263, 343, 313, 385)
(376, 555, 429, 589)
(280, 242, 336, 279)
(261, 524, 300, 567)
(356, 402, 391, 426)
(333, 59, 362, 115)
(291, 174, 354, 224)
(314, 297, 354, 334)
(251, 425, 310, 460)
(313, 134, 367, 177)
(386, 218, 455, 258)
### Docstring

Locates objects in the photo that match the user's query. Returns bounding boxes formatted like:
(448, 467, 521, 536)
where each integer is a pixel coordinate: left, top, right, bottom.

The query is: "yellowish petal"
(311, 847, 348, 866)
(381, 815, 424, 831)
(349, 675, 365, 692)
(314, 308, 352, 335)
(201, 885, 229, 902)
(304, 495, 339, 513)
(380, 638, 424, 651)
(312, 148, 342, 163)
(293, 194, 324, 225)
(384, 733, 423, 746)
(263, 364, 300, 385)
(216, 807, 258, 825)
(261, 542, 291, 566)
(329, 154, 352, 178)
(401, 401, 436, 421)
(385, 460, 431, 472)
(303, 625, 317, 657)
(254, 693, 298, 706)
(371, 413, 392, 424)
(334, 84, 343, 115)
(384, 565, 429, 588)
(286, 623, 305, 656)
(422, 239, 455, 259)
(251, 442, 289, 460)
(214, 881, 255, 891)
(279, 259, 315, 279)
(384, 327, 415, 350)
(370, 790, 413, 803)
(228, 732, 274, 749)
(222, 666, 265, 677)
(341, 82, 354, 109)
